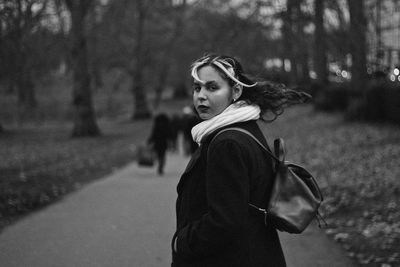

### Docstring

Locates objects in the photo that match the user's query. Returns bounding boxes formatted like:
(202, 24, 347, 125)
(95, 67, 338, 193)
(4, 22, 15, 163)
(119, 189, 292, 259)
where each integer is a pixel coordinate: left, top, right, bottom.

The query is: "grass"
(0, 118, 153, 229)
(260, 105, 400, 267)
(1, 86, 399, 266)
(0, 75, 192, 230)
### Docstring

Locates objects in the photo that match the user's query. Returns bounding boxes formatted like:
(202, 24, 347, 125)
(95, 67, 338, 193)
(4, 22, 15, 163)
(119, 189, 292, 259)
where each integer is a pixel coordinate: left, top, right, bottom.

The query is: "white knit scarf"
(191, 100, 261, 144)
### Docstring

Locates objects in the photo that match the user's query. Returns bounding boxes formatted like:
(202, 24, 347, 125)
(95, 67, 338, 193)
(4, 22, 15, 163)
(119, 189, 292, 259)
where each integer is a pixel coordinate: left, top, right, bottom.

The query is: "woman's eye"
(192, 85, 201, 92)
(207, 85, 218, 91)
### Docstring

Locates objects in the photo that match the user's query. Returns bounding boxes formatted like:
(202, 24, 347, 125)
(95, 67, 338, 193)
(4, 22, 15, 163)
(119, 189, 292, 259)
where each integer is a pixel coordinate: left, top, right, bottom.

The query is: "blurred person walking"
(148, 113, 172, 175)
(171, 54, 310, 266)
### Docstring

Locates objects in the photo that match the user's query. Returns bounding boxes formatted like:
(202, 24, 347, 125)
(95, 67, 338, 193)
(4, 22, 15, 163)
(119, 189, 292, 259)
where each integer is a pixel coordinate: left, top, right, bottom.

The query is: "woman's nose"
(197, 87, 207, 100)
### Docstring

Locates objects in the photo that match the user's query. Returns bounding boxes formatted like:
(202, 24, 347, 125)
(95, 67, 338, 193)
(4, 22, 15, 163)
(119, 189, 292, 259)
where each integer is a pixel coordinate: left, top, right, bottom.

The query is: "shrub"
(345, 81, 400, 124)
(307, 82, 323, 97)
(345, 98, 368, 121)
(313, 82, 351, 111)
(312, 79, 400, 125)
(382, 83, 400, 124)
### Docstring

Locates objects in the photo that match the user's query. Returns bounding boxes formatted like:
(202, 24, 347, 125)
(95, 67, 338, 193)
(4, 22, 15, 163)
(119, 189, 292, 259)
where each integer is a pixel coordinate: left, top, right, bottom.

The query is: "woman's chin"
(198, 113, 212, 120)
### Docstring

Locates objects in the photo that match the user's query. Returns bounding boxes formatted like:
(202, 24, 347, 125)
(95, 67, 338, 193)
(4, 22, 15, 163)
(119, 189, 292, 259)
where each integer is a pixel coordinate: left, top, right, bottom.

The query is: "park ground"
(0, 146, 355, 267)
(1, 100, 400, 266)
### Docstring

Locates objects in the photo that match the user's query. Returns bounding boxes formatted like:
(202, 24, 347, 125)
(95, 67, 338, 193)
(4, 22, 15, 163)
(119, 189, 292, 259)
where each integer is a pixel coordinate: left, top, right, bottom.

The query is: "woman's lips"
(197, 105, 209, 112)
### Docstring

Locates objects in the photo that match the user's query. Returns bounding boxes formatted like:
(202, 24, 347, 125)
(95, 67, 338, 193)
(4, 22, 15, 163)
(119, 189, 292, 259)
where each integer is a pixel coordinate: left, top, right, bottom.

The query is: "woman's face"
(193, 65, 240, 120)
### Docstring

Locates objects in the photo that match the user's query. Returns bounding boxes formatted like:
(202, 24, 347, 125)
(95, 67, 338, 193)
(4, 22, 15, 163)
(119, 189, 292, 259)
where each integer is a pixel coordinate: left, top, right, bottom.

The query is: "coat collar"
(177, 145, 203, 193)
(177, 120, 265, 193)
(177, 133, 214, 193)
(182, 145, 203, 174)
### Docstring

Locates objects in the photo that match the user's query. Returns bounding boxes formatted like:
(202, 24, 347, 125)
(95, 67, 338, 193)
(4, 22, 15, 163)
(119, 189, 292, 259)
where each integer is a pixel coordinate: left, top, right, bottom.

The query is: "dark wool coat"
(171, 120, 286, 267)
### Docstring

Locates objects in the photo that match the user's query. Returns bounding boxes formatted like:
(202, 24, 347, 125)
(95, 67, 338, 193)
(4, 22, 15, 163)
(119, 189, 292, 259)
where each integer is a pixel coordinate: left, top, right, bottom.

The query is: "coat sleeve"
(175, 139, 250, 259)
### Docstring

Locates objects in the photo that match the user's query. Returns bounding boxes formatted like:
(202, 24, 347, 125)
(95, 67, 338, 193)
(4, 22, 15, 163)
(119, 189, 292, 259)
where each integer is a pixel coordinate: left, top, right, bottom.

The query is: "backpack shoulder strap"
(210, 127, 280, 163)
(273, 138, 286, 162)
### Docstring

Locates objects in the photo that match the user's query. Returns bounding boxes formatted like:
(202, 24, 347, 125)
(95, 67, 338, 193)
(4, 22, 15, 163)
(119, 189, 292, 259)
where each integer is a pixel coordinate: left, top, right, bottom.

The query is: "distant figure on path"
(171, 54, 310, 266)
(148, 113, 171, 175)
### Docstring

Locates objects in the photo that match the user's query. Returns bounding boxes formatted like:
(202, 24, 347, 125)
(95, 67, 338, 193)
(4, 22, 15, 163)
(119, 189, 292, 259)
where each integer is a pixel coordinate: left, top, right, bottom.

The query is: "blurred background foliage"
(1, 1, 400, 266)
(1, 0, 399, 133)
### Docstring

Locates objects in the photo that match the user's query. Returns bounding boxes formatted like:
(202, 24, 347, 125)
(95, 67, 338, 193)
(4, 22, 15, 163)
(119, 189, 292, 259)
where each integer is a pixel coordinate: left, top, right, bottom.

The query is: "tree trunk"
(14, 23, 36, 108)
(131, 71, 151, 119)
(131, 0, 151, 120)
(375, 0, 383, 68)
(153, 69, 167, 108)
(106, 70, 125, 115)
(348, 0, 367, 91)
(283, 0, 299, 85)
(153, 1, 187, 108)
(299, 51, 311, 85)
(314, 0, 328, 85)
(67, 0, 100, 137)
(88, 17, 103, 92)
(294, 0, 310, 85)
(16, 69, 36, 108)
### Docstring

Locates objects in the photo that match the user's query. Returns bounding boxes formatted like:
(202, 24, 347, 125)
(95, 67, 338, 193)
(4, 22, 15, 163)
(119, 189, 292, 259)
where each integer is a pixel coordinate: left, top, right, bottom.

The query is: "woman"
(171, 54, 309, 266)
(148, 113, 171, 175)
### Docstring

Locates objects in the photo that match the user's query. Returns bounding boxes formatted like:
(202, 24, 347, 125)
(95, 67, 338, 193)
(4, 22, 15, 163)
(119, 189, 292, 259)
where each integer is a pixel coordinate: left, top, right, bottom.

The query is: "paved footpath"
(0, 152, 356, 267)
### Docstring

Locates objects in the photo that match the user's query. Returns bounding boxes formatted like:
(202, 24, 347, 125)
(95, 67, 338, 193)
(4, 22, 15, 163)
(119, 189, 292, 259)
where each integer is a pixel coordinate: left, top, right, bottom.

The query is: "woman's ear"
(233, 84, 243, 101)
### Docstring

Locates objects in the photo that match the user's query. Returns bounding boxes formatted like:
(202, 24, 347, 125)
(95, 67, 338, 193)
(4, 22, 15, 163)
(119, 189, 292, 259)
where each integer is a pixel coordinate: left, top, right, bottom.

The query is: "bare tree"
(95, 0, 153, 120)
(314, 0, 328, 85)
(296, 0, 311, 85)
(323, 0, 350, 70)
(86, 4, 106, 92)
(152, 0, 187, 107)
(65, 0, 100, 136)
(0, 0, 49, 108)
(92, 0, 281, 114)
(130, 0, 151, 119)
(347, 0, 367, 91)
(282, 0, 299, 85)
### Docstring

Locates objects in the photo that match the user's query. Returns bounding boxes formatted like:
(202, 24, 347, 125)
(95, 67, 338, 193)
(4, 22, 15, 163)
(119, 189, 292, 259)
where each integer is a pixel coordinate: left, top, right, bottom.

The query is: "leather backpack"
(212, 127, 324, 234)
